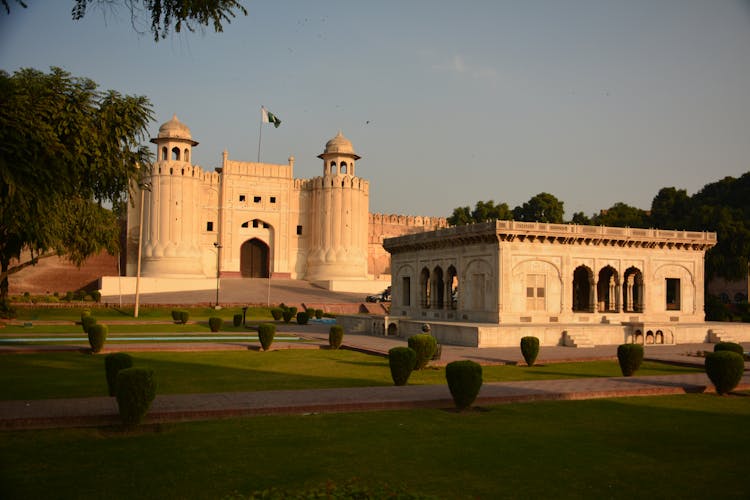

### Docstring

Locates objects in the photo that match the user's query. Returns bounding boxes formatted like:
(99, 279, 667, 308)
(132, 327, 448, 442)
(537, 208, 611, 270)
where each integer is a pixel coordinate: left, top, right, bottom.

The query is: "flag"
(261, 106, 281, 128)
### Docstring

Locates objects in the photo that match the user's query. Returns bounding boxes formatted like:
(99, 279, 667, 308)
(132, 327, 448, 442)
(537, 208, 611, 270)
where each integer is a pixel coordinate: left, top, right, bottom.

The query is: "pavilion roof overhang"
(382, 220, 717, 254)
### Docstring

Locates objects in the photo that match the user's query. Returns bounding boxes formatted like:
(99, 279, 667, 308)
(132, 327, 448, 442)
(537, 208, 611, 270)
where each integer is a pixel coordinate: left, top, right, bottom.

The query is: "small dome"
(151, 114, 198, 146)
(318, 131, 360, 160)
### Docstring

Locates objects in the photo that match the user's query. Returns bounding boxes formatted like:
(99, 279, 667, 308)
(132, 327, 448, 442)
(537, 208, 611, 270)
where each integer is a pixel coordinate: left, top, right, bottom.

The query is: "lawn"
(0, 350, 701, 400)
(1, 392, 748, 499)
(6, 305, 276, 322)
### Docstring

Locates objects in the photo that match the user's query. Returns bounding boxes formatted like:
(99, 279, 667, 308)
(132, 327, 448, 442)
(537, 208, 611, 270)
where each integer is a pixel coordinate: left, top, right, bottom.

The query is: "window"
(241, 221, 249, 228)
(270, 196, 276, 203)
(252, 220, 259, 228)
(296, 225, 303, 235)
(666, 278, 680, 310)
(526, 274, 546, 311)
(254, 196, 261, 203)
(402, 277, 411, 306)
(206, 221, 214, 232)
(239, 195, 246, 202)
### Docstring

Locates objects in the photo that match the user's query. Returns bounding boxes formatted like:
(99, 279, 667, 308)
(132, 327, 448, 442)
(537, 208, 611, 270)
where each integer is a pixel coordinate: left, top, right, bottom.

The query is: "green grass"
(1, 393, 748, 499)
(0, 350, 701, 400)
(0, 322, 287, 335)
(5, 305, 275, 322)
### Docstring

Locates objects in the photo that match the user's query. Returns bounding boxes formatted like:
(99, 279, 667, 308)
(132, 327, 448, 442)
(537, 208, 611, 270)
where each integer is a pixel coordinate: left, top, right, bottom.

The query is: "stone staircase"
(708, 329, 738, 344)
(563, 330, 595, 348)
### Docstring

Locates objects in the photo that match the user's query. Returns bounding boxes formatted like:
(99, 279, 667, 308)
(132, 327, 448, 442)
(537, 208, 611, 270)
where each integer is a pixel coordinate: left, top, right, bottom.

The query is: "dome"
(150, 114, 198, 146)
(318, 131, 360, 160)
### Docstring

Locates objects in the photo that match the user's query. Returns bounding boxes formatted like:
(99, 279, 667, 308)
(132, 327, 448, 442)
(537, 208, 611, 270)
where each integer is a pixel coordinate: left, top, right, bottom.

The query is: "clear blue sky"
(2, 1, 749, 219)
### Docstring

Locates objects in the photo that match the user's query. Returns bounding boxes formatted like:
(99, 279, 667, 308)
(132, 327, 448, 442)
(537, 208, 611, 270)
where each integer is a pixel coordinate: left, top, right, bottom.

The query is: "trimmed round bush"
(315, 309, 323, 319)
(116, 368, 156, 426)
(105, 352, 133, 396)
(714, 342, 744, 356)
(296, 311, 310, 325)
(81, 309, 92, 322)
(178, 310, 189, 324)
(270, 308, 283, 321)
(282, 309, 294, 323)
(446, 360, 483, 410)
(617, 343, 644, 377)
(520, 336, 540, 367)
(87, 324, 108, 353)
(329, 325, 344, 349)
(90, 290, 101, 303)
(705, 351, 745, 395)
(408, 334, 437, 370)
(81, 315, 97, 333)
(233, 314, 243, 327)
(208, 317, 223, 332)
(258, 323, 276, 351)
(171, 310, 180, 322)
(388, 347, 417, 386)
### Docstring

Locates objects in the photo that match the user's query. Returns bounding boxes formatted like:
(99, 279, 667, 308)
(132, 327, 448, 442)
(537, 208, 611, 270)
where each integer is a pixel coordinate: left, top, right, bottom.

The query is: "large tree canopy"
(590, 202, 649, 228)
(0, 67, 153, 299)
(447, 200, 512, 226)
(2, 0, 248, 41)
(512, 192, 564, 223)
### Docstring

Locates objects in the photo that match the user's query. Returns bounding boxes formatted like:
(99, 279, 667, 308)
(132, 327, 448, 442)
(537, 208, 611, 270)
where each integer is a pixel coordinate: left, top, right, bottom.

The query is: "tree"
(447, 206, 472, 226)
(650, 187, 691, 229)
(447, 200, 512, 226)
(512, 192, 564, 223)
(2, 1, 248, 41)
(570, 211, 591, 225)
(591, 202, 649, 228)
(0, 67, 153, 300)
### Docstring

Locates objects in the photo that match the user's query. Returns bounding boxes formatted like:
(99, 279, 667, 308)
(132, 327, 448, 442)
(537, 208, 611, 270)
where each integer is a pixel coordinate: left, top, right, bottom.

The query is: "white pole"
(134, 187, 145, 317)
(257, 106, 264, 162)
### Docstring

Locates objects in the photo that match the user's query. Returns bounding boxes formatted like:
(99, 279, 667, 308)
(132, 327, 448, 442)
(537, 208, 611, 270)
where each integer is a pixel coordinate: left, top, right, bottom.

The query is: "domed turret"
(306, 132, 369, 281)
(151, 114, 198, 146)
(318, 131, 360, 177)
(319, 131, 360, 158)
(140, 114, 203, 277)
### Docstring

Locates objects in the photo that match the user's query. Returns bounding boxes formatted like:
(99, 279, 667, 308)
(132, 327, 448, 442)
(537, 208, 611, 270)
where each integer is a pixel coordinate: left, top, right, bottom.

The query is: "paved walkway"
(1, 332, 748, 430)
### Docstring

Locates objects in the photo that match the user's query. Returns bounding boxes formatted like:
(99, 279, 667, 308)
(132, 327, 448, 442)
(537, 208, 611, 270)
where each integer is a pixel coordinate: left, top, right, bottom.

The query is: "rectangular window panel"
(666, 278, 680, 311)
(526, 274, 546, 311)
(239, 195, 246, 202)
(270, 196, 276, 203)
(254, 196, 261, 203)
(296, 225, 303, 235)
(402, 277, 411, 306)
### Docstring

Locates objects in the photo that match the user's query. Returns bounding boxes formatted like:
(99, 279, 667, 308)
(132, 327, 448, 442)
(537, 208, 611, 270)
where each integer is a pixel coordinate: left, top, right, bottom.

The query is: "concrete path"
(1, 333, 748, 430)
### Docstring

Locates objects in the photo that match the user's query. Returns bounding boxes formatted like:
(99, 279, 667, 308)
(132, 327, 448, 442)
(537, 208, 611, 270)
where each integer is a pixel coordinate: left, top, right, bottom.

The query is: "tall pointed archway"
(240, 238, 269, 278)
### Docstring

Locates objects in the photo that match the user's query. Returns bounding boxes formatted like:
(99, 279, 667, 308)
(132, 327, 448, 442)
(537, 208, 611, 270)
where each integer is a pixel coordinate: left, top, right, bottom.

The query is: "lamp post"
(213, 242, 222, 308)
(133, 181, 151, 318)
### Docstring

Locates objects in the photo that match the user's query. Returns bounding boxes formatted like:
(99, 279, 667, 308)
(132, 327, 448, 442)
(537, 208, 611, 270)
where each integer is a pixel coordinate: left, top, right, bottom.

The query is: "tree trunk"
(0, 258, 9, 302)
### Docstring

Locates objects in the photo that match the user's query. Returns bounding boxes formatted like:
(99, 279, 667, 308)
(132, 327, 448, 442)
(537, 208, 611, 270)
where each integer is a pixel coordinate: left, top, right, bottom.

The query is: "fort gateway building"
(99, 115, 445, 298)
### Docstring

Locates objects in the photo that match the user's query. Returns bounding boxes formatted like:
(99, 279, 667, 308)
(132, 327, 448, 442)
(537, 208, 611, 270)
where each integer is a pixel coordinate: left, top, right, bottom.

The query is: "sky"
(2, 1, 750, 219)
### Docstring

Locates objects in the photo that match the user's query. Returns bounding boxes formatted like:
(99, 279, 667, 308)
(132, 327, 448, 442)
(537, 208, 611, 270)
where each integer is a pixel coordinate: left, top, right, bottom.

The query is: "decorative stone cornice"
(383, 220, 717, 254)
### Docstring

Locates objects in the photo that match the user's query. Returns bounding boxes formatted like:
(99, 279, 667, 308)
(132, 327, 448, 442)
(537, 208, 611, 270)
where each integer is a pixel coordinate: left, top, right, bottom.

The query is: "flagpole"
(257, 106, 264, 162)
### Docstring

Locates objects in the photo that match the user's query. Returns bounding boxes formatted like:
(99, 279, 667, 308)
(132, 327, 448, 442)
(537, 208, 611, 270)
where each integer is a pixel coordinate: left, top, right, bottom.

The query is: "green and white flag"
(261, 106, 281, 128)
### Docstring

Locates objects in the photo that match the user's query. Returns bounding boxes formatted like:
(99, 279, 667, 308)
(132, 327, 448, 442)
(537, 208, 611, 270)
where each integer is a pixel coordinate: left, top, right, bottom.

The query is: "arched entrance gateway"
(240, 238, 269, 278)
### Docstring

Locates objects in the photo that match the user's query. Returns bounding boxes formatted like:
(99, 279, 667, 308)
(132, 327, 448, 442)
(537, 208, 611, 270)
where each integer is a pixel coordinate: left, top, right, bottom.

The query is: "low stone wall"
(99, 276, 215, 297)
(339, 315, 750, 348)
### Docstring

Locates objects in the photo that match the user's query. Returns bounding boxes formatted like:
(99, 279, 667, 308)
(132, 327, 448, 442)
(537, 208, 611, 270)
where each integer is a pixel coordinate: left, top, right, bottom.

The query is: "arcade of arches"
(411, 263, 644, 316)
